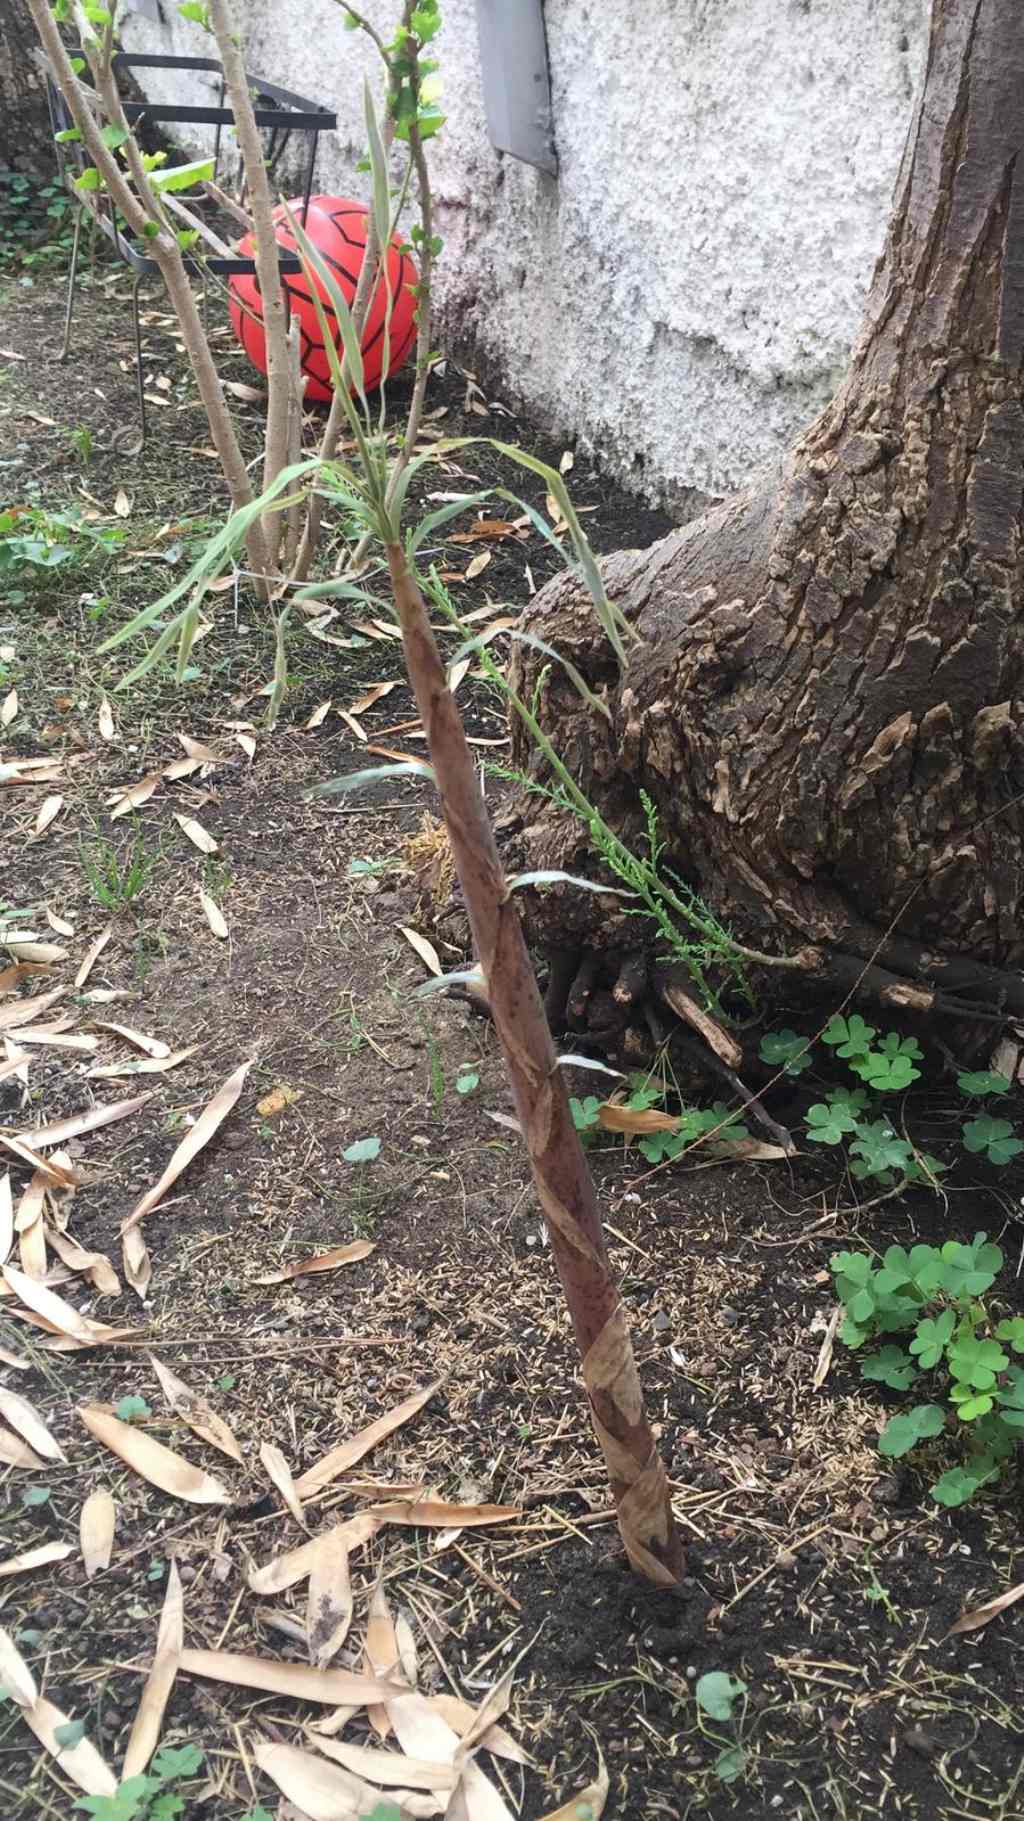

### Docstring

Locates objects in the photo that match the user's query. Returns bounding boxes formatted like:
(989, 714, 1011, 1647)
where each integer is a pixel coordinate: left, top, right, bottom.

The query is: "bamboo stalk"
(385, 540, 684, 1587)
(208, 0, 296, 571)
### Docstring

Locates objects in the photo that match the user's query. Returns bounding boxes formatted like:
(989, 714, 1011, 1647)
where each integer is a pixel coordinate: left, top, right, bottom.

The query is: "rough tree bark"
(0, 0, 57, 172)
(504, 0, 1024, 1033)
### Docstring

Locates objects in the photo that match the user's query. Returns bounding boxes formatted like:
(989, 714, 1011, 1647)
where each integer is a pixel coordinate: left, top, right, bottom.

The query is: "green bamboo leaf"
(490, 444, 633, 666)
(150, 157, 214, 193)
(264, 606, 292, 728)
(450, 628, 612, 724)
(307, 761, 434, 798)
(506, 869, 636, 898)
(407, 491, 494, 553)
(414, 969, 485, 998)
(116, 614, 182, 689)
(364, 78, 393, 254)
(175, 600, 201, 683)
(99, 457, 318, 652)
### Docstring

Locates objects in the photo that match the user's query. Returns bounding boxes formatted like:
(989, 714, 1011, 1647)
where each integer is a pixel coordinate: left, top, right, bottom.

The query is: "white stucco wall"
(121, 0, 927, 508)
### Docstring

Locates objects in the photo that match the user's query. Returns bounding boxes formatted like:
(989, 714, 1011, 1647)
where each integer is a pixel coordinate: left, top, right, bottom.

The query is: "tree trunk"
(504, 0, 1024, 1024)
(0, 0, 56, 172)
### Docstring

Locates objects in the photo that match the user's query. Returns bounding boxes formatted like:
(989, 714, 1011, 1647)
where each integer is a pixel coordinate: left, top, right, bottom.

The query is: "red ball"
(228, 195, 418, 401)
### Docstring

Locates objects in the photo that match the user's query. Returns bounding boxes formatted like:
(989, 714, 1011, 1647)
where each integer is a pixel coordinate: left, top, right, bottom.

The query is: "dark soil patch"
(1, 266, 1024, 1821)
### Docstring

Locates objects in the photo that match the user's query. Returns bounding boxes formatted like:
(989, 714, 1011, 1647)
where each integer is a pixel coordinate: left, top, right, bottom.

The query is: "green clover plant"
(831, 1233, 1024, 1504)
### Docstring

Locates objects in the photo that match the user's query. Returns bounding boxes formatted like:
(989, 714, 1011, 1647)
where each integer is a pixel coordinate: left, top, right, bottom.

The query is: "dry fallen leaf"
(80, 1488, 116, 1577)
(0, 1172, 12, 1264)
(364, 1578, 400, 1738)
(75, 926, 112, 990)
(0, 1624, 117, 1795)
(150, 1356, 244, 1464)
(16, 1089, 153, 1150)
(34, 795, 64, 837)
(122, 1558, 183, 1777)
(93, 1023, 170, 1060)
(363, 1499, 521, 1530)
(386, 1690, 459, 1764)
(248, 1513, 380, 1596)
(173, 812, 218, 855)
(294, 1383, 440, 1498)
(15, 1171, 46, 1281)
(255, 1240, 375, 1285)
(113, 488, 131, 518)
(109, 772, 161, 818)
(0, 1540, 73, 1579)
(44, 907, 74, 937)
(45, 1227, 120, 1297)
(398, 927, 442, 978)
(261, 1440, 308, 1529)
(0, 1426, 49, 1469)
(464, 550, 492, 580)
(946, 1580, 1024, 1637)
(180, 1649, 397, 1705)
(88, 1045, 198, 1080)
(235, 731, 256, 759)
(2, 939, 67, 965)
(78, 1406, 231, 1505)
(0, 1388, 66, 1463)
(348, 680, 399, 714)
(311, 1733, 455, 1792)
(1, 689, 17, 727)
(307, 1528, 353, 1668)
(122, 1225, 152, 1300)
(0, 962, 51, 994)
(430, 1697, 529, 1766)
(3, 1262, 96, 1341)
(254, 1738, 390, 1821)
(122, 1059, 251, 1231)
(198, 888, 228, 938)
(813, 1304, 842, 1390)
(306, 700, 333, 729)
(97, 698, 115, 741)
(0, 987, 62, 1033)
(0, 1623, 38, 1704)
(448, 1757, 516, 1821)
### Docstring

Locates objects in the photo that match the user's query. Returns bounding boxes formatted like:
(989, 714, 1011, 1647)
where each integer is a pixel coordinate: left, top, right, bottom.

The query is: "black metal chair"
(45, 50, 337, 450)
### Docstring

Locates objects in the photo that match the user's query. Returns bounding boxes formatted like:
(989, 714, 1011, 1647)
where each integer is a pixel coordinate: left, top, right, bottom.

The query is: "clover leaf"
(759, 1028, 812, 1076)
(910, 1309, 955, 1369)
(860, 1346, 918, 1389)
(805, 1101, 858, 1145)
(878, 1404, 945, 1457)
(940, 1233, 1003, 1296)
(821, 1014, 877, 1057)
(930, 1463, 994, 1506)
(947, 1335, 1008, 1390)
(995, 1317, 1024, 1354)
(961, 1116, 1023, 1166)
(848, 1122, 913, 1181)
(853, 1051, 922, 1092)
(570, 1095, 602, 1132)
(957, 1070, 1011, 1098)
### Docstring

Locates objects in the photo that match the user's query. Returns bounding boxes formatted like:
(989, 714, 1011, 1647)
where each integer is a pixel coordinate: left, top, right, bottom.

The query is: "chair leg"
(59, 206, 83, 363)
(131, 273, 148, 453)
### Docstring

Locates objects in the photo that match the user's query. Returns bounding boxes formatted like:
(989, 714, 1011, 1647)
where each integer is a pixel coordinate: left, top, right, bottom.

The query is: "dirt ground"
(2, 261, 1024, 1821)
